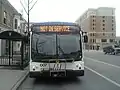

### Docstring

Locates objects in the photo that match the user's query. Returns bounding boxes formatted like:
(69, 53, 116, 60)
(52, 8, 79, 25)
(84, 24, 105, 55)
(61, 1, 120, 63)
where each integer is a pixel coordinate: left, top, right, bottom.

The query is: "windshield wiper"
(36, 39, 47, 53)
(58, 45, 77, 59)
(58, 48, 82, 60)
(58, 45, 65, 54)
(70, 50, 82, 59)
(57, 45, 69, 59)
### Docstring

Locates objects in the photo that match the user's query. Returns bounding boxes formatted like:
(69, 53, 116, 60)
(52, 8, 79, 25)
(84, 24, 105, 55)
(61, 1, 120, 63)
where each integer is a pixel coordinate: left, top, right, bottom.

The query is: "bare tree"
(20, 0, 38, 32)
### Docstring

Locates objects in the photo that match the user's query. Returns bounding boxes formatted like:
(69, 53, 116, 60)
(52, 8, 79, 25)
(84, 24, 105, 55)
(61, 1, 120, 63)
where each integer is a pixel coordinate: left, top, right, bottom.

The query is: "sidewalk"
(0, 66, 29, 90)
(83, 50, 103, 52)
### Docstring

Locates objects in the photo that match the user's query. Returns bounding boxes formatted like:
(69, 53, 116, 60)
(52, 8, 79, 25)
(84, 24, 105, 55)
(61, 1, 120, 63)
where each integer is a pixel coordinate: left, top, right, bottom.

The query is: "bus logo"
(56, 59, 59, 64)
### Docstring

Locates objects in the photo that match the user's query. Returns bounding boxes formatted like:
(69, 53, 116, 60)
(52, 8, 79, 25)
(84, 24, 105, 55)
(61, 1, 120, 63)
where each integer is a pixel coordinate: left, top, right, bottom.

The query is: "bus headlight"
(32, 66, 36, 71)
(33, 66, 35, 69)
(76, 65, 79, 67)
(76, 65, 81, 69)
(32, 65, 39, 70)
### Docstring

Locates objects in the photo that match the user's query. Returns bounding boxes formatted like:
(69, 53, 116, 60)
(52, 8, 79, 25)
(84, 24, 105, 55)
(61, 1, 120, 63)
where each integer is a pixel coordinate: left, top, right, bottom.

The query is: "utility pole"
(20, 0, 38, 32)
(28, 0, 30, 32)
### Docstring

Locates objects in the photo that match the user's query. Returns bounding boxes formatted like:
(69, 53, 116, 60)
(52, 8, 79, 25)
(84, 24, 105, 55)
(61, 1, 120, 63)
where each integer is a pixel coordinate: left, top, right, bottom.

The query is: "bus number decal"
(40, 63, 47, 67)
(53, 63, 62, 70)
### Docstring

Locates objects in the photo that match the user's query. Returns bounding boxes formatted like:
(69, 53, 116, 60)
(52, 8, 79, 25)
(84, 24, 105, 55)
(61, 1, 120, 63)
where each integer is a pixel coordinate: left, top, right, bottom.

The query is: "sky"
(8, 0, 120, 36)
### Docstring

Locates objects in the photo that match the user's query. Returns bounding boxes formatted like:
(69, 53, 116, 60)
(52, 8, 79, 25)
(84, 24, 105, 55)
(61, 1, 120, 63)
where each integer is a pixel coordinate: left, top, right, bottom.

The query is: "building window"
(93, 46, 95, 50)
(103, 28, 105, 30)
(112, 33, 114, 36)
(119, 40, 120, 44)
(103, 20, 105, 22)
(90, 39, 96, 43)
(10, 15, 13, 27)
(93, 24, 95, 26)
(90, 33, 95, 37)
(93, 39, 94, 43)
(112, 10, 114, 15)
(112, 28, 114, 30)
(93, 27, 95, 30)
(103, 33, 105, 36)
(15, 19, 18, 29)
(101, 39, 107, 42)
(18, 43, 20, 47)
(90, 33, 92, 36)
(109, 39, 114, 43)
(90, 39, 92, 43)
(103, 24, 105, 26)
(112, 20, 114, 22)
(91, 39, 96, 43)
(90, 45, 92, 50)
(3, 11, 7, 24)
(102, 16, 105, 18)
(94, 39, 96, 43)
(93, 19, 95, 22)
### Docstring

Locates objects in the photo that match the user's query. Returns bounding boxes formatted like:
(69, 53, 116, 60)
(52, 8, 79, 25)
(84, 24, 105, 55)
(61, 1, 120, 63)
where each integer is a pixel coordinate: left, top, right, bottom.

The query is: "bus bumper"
(29, 70, 84, 78)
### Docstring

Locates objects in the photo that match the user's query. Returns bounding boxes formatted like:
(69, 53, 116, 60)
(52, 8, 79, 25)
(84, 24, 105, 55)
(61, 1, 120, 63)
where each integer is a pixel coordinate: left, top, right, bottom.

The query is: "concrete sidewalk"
(0, 67, 29, 90)
(83, 50, 103, 53)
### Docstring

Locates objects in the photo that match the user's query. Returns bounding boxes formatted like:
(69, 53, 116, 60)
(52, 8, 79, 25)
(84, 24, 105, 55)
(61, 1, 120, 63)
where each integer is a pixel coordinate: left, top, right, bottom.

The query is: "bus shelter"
(0, 30, 29, 70)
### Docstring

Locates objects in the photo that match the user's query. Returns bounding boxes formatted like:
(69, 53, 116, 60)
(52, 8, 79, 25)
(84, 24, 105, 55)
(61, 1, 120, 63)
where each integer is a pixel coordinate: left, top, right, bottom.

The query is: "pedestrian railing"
(0, 56, 21, 66)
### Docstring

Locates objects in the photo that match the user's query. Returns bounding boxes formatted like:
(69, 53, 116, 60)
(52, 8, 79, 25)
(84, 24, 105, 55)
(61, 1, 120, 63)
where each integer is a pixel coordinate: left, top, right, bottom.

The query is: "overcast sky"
(8, 0, 120, 36)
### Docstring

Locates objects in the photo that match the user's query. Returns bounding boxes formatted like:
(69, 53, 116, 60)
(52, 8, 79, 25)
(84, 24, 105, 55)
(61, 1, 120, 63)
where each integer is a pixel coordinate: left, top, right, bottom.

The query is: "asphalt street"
(17, 51, 120, 90)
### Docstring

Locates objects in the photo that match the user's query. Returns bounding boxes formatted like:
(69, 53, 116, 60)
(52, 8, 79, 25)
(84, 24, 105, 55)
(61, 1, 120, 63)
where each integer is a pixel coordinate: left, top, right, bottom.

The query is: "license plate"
(51, 71, 66, 77)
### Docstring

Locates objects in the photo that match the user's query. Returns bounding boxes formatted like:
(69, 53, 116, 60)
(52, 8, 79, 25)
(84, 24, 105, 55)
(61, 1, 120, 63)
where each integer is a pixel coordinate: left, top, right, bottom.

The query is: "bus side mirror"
(83, 35, 88, 43)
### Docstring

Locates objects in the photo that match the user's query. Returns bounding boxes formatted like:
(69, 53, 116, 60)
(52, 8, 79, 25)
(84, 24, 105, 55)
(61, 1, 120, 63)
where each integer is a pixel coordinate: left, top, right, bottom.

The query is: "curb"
(83, 50, 103, 52)
(11, 71, 29, 90)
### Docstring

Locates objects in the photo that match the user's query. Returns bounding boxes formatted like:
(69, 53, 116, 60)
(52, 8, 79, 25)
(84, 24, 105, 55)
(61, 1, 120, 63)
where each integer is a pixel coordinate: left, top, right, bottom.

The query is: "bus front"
(29, 22, 84, 78)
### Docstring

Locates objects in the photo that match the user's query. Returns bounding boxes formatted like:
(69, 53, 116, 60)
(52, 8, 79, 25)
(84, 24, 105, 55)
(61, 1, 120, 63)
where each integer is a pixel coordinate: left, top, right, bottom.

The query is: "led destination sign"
(32, 22, 80, 33)
(40, 26, 70, 32)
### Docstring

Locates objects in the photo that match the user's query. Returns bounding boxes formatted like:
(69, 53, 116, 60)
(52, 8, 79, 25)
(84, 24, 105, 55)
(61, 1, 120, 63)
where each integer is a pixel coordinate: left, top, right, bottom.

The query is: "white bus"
(29, 22, 88, 78)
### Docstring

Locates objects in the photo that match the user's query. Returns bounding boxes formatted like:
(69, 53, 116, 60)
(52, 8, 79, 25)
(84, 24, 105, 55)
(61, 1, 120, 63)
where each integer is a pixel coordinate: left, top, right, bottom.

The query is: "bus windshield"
(57, 34, 81, 59)
(31, 33, 81, 61)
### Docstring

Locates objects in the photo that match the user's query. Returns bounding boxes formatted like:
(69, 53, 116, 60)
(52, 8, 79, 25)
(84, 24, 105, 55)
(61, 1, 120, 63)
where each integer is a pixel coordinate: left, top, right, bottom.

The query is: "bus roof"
(31, 22, 79, 26)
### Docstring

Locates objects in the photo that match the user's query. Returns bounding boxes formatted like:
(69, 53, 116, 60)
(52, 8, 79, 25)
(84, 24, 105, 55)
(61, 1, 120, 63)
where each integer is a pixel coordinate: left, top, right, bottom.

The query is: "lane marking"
(85, 66, 120, 88)
(85, 57, 120, 69)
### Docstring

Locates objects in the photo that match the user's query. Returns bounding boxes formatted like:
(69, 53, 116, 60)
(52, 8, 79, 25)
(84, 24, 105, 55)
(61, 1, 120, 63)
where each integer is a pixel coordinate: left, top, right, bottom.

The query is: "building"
(12, 14, 27, 53)
(0, 0, 27, 56)
(76, 7, 116, 50)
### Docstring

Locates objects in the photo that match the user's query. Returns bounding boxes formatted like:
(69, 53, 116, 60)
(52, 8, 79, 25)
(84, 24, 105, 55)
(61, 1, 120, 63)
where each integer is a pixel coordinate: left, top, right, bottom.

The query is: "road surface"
(17, 51, 120, 90)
